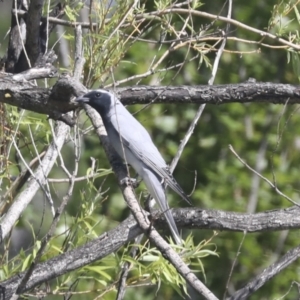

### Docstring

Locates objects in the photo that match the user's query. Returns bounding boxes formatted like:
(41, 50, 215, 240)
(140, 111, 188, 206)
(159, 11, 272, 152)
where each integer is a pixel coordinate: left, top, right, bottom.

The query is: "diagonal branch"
(81, 104, 216, 300)
(229, 243, 300, 300)
(0, 121, 69, 243)
(0, 215, 141, 300)
(1, 206, 300, 299)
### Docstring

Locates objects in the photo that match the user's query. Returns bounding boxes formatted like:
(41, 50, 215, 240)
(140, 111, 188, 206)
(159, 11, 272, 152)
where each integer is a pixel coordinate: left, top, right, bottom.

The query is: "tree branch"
(172, 206, 300, 232)
(1, 206, 300, 299)
(11, 6, 300, 51)
(82, 105, 218, 299)
(12, 65, 57, 81)
(14, 0, 44, 72)
(39, 3, 65, 54)
(26, 0, 44, 60)
(229, 243, 300, 300)
(1, 79, 300, 124)
(10, 25, 83, 299)
(0, 215, 141, 300)
(6, 2, 64, 74)
(5, 0, 28, 73)
(0, 122, 69, 243)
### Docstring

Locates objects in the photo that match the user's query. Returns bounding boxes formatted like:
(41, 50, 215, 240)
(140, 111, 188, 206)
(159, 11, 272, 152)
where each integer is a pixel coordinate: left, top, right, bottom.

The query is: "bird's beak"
(75, 95, 90, 103)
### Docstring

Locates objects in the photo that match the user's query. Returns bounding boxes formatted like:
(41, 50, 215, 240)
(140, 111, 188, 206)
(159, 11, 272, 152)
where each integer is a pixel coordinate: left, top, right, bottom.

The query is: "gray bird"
(76, 90, 191, 245)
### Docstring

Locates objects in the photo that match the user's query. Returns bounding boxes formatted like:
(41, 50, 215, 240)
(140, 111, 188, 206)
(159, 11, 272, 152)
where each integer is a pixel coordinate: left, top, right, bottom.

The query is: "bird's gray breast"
(105, 121, 145, 175)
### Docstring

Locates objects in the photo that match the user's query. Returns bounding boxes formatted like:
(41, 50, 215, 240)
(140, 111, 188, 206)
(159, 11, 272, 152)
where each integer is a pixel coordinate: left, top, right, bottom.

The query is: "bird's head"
(76, 90, 114, 116)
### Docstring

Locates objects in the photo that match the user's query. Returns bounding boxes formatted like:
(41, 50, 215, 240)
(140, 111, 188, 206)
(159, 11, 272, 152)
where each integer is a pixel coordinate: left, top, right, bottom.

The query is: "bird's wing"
(142, 167, 182, 245)
(109, 104, 191, 205)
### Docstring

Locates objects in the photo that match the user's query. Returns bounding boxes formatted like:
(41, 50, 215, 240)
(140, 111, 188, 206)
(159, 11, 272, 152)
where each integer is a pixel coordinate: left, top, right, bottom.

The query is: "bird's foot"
(120, 177, 141, 188)
(144, 196, 156, 212)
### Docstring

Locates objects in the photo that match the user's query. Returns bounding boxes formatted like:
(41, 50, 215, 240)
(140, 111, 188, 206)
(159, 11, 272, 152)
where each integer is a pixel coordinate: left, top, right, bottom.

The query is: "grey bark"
(1, 206, 300, 299)
(0, 78, 300, 125)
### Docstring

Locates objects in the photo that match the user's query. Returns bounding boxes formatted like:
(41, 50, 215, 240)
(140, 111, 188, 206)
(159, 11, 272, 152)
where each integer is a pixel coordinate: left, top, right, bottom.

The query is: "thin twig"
(171, 0, 232, 175)
(28, 124, 55, 216)
(10, 131, 54, 213)
(138, 8, 300, 51)
(105, 54, 199, 88)
(229, 144, 300, 207)
(0, 151, 46, 214)
(48, 173, 102, 183)
(12, 4, 300, 52)
(116, 234, 144, 300)
(223, 230, 247, 300)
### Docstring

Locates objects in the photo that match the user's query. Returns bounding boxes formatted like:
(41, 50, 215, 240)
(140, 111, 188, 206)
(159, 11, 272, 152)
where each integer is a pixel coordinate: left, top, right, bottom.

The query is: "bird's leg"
(144, 195, 163, 239)
(144, 195, 156, 213)
(120, 174, 141, 188)
(141, 199, 156, 236)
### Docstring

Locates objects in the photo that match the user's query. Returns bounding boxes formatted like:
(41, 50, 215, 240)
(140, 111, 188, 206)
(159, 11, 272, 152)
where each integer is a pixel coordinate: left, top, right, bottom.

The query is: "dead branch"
(1, 78, 300, 125)
(1, 206, 300, 299)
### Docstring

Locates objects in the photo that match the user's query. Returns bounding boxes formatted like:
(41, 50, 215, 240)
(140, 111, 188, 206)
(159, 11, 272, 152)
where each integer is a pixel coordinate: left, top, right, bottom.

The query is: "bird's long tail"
(142, 168, 182, 245)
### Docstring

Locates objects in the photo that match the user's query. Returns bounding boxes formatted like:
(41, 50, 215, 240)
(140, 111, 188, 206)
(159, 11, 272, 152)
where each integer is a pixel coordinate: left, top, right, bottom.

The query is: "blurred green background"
(1, 0, 300, 299)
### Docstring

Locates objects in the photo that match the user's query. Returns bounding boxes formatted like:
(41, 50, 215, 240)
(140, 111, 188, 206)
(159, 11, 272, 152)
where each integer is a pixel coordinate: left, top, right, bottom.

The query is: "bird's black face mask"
(76, 90, 112, 117)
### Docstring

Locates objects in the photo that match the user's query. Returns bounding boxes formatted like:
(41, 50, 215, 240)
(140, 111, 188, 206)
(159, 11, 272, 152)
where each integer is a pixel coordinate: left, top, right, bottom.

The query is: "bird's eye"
(95, 92, 101, 98)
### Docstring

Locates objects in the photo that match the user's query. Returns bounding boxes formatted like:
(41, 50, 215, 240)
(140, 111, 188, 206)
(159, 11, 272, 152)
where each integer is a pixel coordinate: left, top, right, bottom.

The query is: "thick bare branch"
(0, 215, 141, 300)
(173, 206, 300, 232)
(15, 0, 44, 72)
(26, 0, 44, 58)
(8, 1, 64, 73)
(12, 65, 57, 81)
(1, 205, 300, 299)
(73, 26, 85, 80)
(1, 79, 300, 122)
(5, 0, 28, 73)
(0, 74, 84, 125)
(116, 83, 300, 105)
